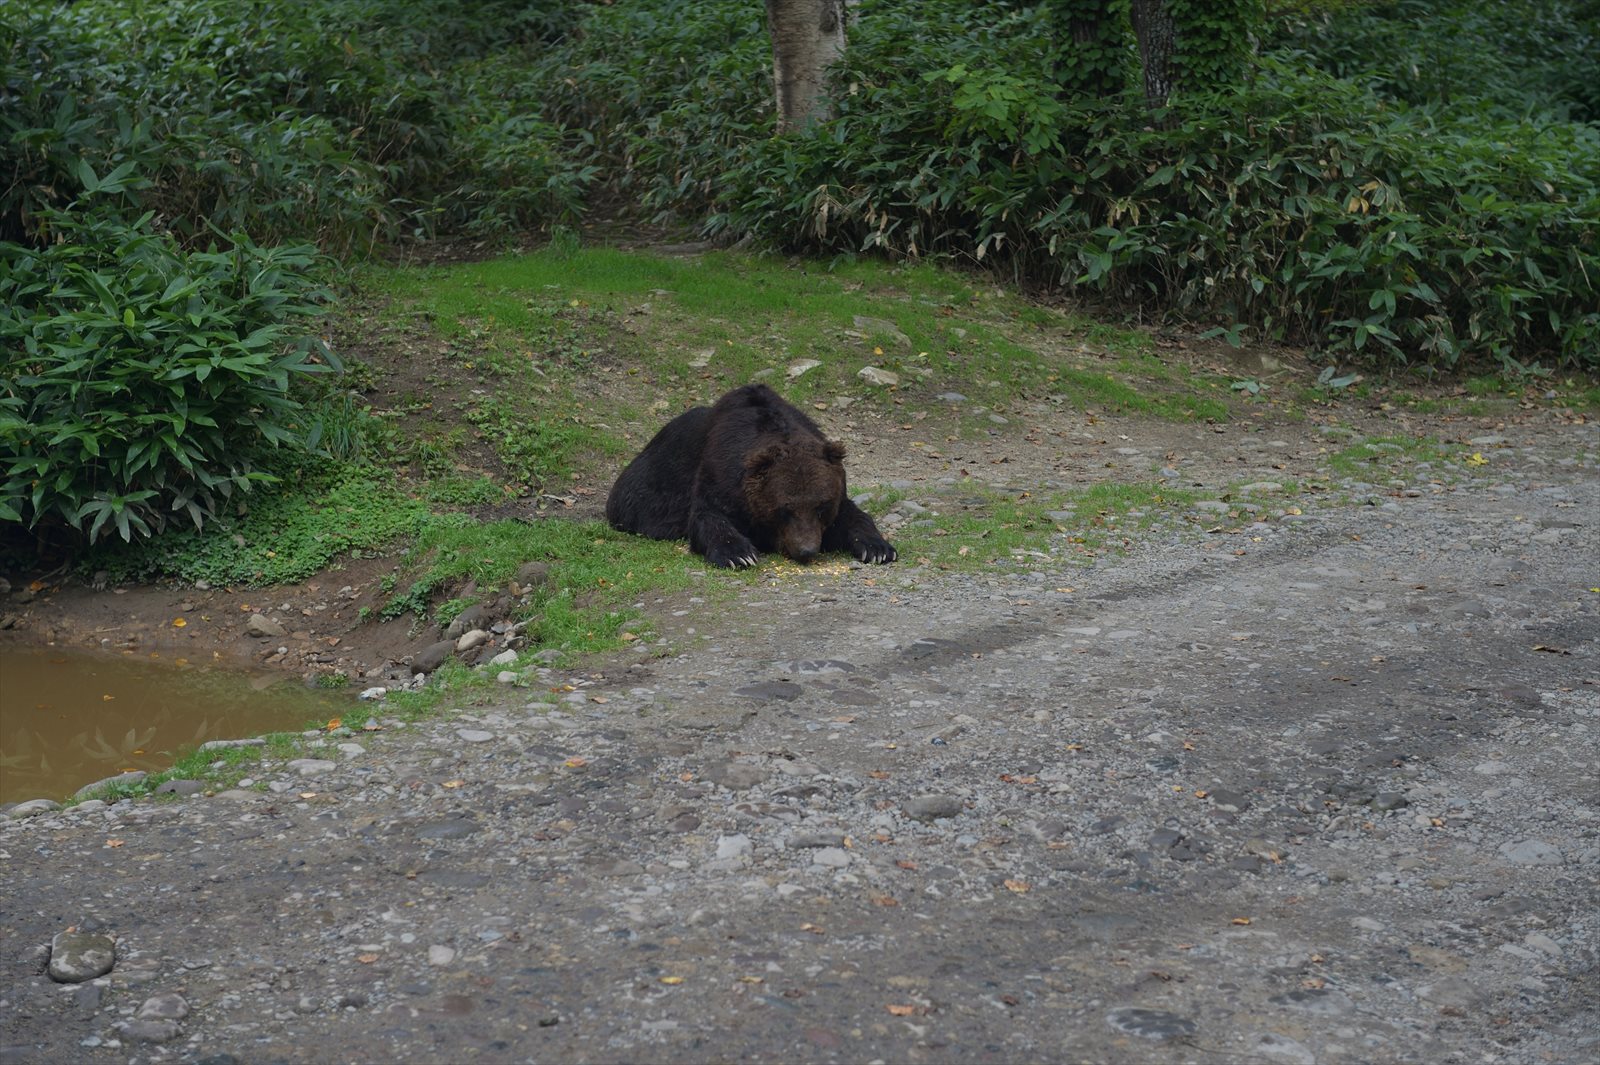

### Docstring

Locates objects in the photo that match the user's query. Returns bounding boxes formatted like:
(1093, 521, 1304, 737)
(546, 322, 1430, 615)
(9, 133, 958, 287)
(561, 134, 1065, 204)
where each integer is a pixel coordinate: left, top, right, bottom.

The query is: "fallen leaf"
(105, 839, 124, 848)
(800, 923, 824, 935)
(1302, 977, 1325, 990)
(1231, 917, 1252, 925)
(564, 757, 588, 768)
(325, 717, 342, 731)
(896, 860, 919, 870)
(1003, 879, 1031, 893)
(1194, 789, 1209, 798)
(357, 953, 379, 964)
(737, 975, 764, 984)
(886, 1004, 916, 1017)
(659, 976, 684, 985)
(172, 617, 187, 628)
(442, 780, 465, 789)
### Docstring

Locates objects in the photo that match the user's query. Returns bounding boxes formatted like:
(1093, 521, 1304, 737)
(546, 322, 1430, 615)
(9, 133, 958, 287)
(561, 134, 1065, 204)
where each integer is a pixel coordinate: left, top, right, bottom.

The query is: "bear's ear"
(823, 440, 846, 465)
(745, 442, 785, 476)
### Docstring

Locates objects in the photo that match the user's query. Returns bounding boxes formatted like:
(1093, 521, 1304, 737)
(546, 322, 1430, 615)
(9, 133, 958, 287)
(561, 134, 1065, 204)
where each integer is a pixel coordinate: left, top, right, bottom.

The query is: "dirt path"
(1, 408, 1595, 1064)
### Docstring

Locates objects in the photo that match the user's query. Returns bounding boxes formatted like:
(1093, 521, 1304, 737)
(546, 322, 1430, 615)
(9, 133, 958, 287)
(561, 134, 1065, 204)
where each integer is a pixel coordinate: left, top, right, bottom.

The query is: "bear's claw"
(852, 538, 897, 564)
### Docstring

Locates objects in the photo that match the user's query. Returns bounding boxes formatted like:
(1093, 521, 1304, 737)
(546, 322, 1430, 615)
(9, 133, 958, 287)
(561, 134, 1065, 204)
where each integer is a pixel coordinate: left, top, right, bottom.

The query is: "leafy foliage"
(0, 212, 338, 543)
(1, 0, 590, 250)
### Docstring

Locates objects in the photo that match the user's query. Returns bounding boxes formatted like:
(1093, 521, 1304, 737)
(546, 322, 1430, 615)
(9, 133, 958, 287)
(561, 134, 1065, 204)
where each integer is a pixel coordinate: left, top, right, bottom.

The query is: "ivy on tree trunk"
(766, 0, 847, 133)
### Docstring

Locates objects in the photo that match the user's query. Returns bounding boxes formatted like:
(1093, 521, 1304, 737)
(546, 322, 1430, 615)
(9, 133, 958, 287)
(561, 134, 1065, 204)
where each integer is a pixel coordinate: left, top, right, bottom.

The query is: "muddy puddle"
(0, 646, 349, 804)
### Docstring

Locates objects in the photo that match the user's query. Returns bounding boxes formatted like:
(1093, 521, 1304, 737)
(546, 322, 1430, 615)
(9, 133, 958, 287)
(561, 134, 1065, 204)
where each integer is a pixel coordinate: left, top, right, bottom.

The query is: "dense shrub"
(540, 0, 1598, 368)
(0, 212, 339, 543)
(0, 0, 589, 250)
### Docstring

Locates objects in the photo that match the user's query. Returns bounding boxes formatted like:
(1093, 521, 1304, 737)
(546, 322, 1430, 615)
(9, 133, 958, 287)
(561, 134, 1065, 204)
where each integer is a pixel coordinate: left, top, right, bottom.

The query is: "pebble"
(49, 932, 116, 983)
(1524, 933, 1562, 956)
(456, 629, 490, 653)
(428, 945, 456, 966)
(490, 649, 519, 666)
(811, 847, 850, 868)
(1473, 761, 1513, 775)
(358, 686, 388, 701)
(858, 366, 899, 387)
(198, 738, 266, 752)
(496, 671, 520, 684)
(1498, 839, 1563, 866)
(456, 729, 495, 743)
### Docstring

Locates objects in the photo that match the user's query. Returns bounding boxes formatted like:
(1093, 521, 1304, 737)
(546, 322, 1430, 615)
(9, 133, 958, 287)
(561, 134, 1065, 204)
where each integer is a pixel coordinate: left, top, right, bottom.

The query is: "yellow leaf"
(1465, 452, 1488, 466)
(564, 757, 588, 768)
(442, 780, 465, 789)
(659, 976, 684, 985)
(1003, 879, 1031, 893)
(873, 346, 884, 356)
(325, 718, 342, 731)
(1231, 917, 1252, 925)
(172, 617, 187, 628)
(886, 1004, 916, 1016)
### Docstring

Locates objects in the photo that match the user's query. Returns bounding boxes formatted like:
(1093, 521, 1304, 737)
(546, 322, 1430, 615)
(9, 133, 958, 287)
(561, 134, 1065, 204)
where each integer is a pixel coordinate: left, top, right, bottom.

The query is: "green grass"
(91, 462, 429, 586)
(1324, 435, 1468, 481)
(362, 247, 1205, 421)
(889, 482, 1199, 570)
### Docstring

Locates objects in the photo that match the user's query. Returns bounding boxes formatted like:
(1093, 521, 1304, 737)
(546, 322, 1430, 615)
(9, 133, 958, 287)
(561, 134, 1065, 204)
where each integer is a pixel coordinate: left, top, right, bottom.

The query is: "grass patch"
(89, 462, 428, 586)
(362, 247, 1211, 423)
(891, 482, 1199, 570)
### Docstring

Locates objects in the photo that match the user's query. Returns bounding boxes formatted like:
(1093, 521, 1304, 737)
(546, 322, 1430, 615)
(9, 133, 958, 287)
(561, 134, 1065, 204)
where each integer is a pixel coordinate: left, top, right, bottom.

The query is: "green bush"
(0, 211, 339, 543)
(1, 0, 588, 250)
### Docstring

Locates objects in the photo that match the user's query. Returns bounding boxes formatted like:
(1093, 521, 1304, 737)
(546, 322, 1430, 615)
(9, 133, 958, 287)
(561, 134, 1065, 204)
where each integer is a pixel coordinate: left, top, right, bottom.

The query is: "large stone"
(8, 798, 62, 819)
(137, 993, 190, 1020)
(74, 771, 147, 800)
(412, 640, 456, 674)
(904, 794, 965, 822)
(444, 604, 489, 641)
(49, 931, 116, 982)
(852, 315, 911, 349)
(1499, 839, 1563, 866)
(455, 629, 490, 653)
(246, 614, 286, 638)
(858, 366, 900, 388)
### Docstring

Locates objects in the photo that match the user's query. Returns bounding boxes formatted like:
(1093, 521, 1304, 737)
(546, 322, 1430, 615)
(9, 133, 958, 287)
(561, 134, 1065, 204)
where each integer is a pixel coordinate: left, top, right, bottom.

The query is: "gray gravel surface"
(2, 419, 1596, 1065)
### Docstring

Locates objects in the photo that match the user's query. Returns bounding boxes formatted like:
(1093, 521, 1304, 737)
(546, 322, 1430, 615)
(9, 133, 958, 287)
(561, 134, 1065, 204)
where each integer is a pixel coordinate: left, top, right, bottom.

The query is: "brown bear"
(605, 384, 896, 569)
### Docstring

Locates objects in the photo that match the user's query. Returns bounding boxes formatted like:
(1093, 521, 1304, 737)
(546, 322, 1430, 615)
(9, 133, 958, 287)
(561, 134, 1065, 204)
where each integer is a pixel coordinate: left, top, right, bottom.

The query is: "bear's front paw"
(852, 535, 897, 564)
(706, 543, 761, 569)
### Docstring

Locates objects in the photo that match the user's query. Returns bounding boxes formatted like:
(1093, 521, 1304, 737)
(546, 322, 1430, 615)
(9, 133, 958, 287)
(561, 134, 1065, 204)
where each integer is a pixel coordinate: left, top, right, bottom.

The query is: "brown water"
(0, 646, 349, 803)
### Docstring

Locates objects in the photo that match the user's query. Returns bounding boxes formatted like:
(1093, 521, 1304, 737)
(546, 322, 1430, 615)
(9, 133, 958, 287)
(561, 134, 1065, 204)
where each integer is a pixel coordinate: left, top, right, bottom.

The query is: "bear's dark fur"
(606, 384, 896, 569)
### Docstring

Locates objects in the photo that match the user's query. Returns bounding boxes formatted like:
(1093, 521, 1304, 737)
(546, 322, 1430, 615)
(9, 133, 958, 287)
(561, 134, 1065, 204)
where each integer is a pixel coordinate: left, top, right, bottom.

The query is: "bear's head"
(743, 437, 846, 562)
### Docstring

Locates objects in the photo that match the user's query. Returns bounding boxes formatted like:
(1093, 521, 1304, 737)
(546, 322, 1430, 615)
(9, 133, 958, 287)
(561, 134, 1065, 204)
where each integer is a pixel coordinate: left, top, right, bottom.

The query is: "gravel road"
(2, 417, 1596, 1065)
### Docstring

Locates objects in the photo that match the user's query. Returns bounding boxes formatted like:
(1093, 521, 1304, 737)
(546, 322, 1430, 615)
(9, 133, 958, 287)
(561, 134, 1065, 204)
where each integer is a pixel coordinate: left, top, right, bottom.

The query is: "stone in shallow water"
(49, 932, 116, 983)
(1105, 1007, 1197, 1041)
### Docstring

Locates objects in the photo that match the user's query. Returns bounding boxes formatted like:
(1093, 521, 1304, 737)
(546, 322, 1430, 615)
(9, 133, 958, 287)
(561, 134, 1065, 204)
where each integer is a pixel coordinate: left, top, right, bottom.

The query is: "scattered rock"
(857, 366, 900, 387)
(154, 780, 204, 797)
(456, 729, 495, 743)
(715, 834, 753, 860)
(787, 359, 821, 379)
(445, 605, 489, 640)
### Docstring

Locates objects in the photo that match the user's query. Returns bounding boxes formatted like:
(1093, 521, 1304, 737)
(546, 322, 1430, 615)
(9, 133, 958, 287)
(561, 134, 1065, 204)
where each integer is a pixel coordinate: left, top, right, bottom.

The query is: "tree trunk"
(766, 0, 847, 133)
(1128, 0, 1177, 111)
